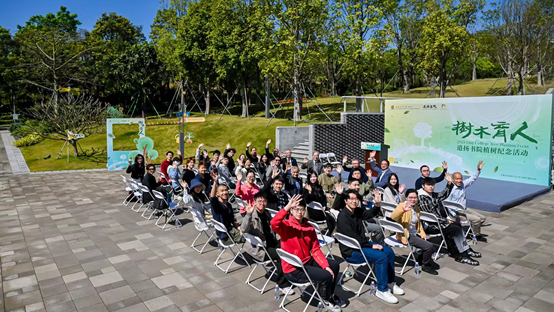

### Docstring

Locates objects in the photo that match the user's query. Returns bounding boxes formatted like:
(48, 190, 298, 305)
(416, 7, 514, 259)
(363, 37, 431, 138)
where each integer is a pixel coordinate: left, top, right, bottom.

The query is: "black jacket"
(142, 173, 160, 203)
(182, 169, 196, 187)
(336, 206, 380, 258)
(415, 168, 446, 190)
(281, 157, 298, 171)
(224, 149, 236, 173)
(303, 186, 327, 221)
(126, 163, 145, 180)
(263, 177, 291, 210)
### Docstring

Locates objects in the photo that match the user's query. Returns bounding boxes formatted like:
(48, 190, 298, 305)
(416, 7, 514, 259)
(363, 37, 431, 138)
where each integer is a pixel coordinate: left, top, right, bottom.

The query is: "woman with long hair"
(182, 157, 196, 186)
(126, 154, 145, 183)
(303, 171, 336, 233)
(383, 173, 406, 204)
(256, 154, 270, 181)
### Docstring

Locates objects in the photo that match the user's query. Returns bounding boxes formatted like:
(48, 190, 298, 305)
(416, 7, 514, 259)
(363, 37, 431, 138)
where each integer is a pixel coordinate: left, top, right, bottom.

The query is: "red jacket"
(270, 208, 329, 273)
(235, 180, 260, 213)
(160, 160, 171, 183)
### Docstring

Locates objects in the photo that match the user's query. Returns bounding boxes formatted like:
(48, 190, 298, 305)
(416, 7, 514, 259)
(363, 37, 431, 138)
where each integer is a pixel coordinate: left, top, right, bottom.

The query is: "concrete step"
(294, 145, 309, 151)
(298, 142, 310, 146)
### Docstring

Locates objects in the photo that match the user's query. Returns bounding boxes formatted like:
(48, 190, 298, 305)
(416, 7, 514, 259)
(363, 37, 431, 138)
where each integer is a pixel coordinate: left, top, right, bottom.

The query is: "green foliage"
(14, 134, 43, 147)
(17, 6, 81, 33)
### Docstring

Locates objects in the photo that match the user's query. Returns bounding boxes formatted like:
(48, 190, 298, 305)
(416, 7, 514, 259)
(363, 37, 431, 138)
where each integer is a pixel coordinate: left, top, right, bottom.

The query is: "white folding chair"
(326, 153, 341, 166)
(307, 202, 327, 227)
(276, 248, 327, 312)
(211, 219, 250, 274)
(334, 233, 377, 297)
(380, 201, 396, 219)
(122, 176, 134, 206)
(138, 185, 156, 217)
(190, 208, 216, 254)
(128, 181, 143, 211)
(153, 190, 183, 230)
(419, 211, 447, 261)
(235, 198, 246, 213)
(378, 219, 418, 275)
(243, 233, 278, 294)
(443, 200, 475, 239)
(266, 208, 278, 218)
(299, 172, 308, 180)
(319, 153, 328, 164)
(308, 221, 334, 259)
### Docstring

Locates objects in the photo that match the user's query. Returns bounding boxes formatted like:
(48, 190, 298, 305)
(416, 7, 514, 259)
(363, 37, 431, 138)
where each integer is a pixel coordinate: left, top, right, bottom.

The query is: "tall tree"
(418, 0, 484, 97)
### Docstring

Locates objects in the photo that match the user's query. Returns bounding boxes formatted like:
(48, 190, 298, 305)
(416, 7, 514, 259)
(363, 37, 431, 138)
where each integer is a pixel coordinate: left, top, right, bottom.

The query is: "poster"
(107, 118, 158, 170)
(384, 95, 553, 186)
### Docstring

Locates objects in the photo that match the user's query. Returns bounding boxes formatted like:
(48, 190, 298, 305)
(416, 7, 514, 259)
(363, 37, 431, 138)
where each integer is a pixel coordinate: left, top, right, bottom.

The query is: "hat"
(189, 178, 206, 191)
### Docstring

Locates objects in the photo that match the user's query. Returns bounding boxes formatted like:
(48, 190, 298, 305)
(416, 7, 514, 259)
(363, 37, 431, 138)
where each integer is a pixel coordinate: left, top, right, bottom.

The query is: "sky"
(0, 0, 161, 37)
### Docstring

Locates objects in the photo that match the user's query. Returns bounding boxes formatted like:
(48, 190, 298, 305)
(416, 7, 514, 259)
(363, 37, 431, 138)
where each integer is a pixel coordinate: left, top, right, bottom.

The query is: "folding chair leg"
(131, 200, 142, 212)
(246, 264, 276, 294)
(434, 240, 446, 260)
(398, 250, 415, 275)
(191, 231, 214, 254)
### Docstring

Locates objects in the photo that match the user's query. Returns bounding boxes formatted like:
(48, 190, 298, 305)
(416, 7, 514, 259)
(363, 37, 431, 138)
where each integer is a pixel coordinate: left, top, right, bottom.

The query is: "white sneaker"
(324, 301, 342, 312)
(376, 289, 399, 304)
(389, 284, 405, 295)
(279, 286, 295, 295)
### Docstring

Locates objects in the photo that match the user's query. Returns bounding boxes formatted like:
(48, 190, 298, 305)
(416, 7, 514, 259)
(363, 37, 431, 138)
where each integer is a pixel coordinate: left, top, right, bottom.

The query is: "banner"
(106, 118, 158, 170)
(384, 95, 553, 186)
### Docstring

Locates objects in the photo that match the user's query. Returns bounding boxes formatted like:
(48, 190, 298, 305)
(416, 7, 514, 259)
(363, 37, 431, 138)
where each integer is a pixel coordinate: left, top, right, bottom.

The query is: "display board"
(106, 118, 158, 170)
(384, 95, 553, 186)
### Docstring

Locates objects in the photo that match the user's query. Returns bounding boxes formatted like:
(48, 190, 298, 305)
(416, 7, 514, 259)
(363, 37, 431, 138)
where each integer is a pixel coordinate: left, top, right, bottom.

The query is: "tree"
(0, 27, 18, 108)
(263, 0, 328, 120)
(413, 122, 432, 146)
(25, 94, 108, 157)
(418, 0, 484, 97)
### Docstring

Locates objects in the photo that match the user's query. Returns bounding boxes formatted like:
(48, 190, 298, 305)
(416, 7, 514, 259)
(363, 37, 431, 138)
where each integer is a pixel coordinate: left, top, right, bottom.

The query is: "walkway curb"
(0, 130, 30, 175)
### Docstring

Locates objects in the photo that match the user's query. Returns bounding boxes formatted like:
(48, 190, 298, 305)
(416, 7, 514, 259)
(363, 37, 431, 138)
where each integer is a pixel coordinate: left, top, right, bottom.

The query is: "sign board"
(67, 131, 84, 139)
(107, 118, 151, 171)
(361, 142, 381, 151)
(384, 95, 553, 186)
(13, 114, 18, 120)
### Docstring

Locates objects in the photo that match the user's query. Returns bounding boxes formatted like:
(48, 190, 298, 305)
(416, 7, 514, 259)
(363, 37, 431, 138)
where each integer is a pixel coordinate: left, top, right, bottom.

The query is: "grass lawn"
(17, 78, 554, 172)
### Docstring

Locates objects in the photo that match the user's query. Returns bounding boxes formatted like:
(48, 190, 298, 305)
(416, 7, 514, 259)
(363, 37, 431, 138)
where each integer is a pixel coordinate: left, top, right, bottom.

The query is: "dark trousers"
(408, 235, 434, 265)
(428, 223, 467, 257)
(285, 257, 340, 300)
(265, 247, 291, 288)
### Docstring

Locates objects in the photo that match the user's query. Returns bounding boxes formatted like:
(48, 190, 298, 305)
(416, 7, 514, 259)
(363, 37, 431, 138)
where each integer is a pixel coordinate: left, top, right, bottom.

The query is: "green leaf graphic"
(410, 160, 414, 163)
(404, 111, 410, 114)
(384, 128, 390, 133)
(433, 167, 443, 173)
(494, 166, 498, 173)
(464, 171, 470, 174)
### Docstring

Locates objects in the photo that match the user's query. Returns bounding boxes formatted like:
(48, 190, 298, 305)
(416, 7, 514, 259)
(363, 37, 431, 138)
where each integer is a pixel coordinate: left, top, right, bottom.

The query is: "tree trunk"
(241, 84, 248, 118)
(204, 88, 211, 115)
(472, 58, 477, 81)
(70, 140, 79, 157)
(439, 59, 447, 98)
(537, 66, 543, 87)
(293, 74, 302, 121)
(355, 79, 362, 112)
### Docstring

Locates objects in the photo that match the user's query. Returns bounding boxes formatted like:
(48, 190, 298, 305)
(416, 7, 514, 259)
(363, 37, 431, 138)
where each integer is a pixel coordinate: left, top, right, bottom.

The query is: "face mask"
(173, 162, 180, 166)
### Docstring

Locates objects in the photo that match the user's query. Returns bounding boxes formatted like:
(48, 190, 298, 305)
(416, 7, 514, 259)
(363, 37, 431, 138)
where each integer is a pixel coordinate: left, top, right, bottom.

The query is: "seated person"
(182, 157, 197, 187)
(256, 154, 270, 181)
(241, 193, 294, 295)
(217, 157, 236, 189)
(418, 175, 481, 266)
(265, 155, 283, 181)
(368, 150, 392, 188)
(264, 139, 279, 161)
(391, 189, 437, 275)
(142, 164, 161, 204)
(235, 158, 252, 183)
(281, 149, 298, 171)
(302, 151, 324, 176)
(210, 172, 242, 245)
(208, 150, 221, 172)
(245, 142, 260, 163)
(318, 163, 340, 206)
(236, 170, 260, 217)
(334, 185, 383, 243)
(263, 168, 290, 210)
(183, 178, 210, 216)
(342, 157, 369, 183)
(126, 154, 145, 183)
(337, 189, 404, 304)
(168, 157, 183, 191)
(271, 195, 344, 312)
(447, 161, 487, 242)
(224, 143, 237, 173)
(350, 168, 373, 200)
(415, 161, 447, 190)
(195, 144, 210, 164)
(195, 161, 213, 192)
(303, 172, 336, 234)
(383, 173, 406, 204)
(284, 165, 303, 195)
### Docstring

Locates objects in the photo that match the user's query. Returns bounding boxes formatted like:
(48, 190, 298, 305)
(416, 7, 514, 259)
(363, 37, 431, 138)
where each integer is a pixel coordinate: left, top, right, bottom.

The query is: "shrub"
(13, 134, 43, 147)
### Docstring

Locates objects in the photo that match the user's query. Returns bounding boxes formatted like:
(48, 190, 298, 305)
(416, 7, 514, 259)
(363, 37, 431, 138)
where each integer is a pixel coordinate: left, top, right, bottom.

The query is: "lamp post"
(179, 103, 186, 157)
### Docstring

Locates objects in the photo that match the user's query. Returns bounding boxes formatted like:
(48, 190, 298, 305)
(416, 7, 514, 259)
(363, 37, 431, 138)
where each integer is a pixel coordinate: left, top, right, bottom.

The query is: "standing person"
(236, 170, 260, 216)
(224, 143, 237, 173)
(168, 157, 183, 190)
(368, 150, 392, 188)
(245, 142, 260, 163)
(160, 150, 182, 184)
(182, 157, 196, 187)
(281, 149, 298, 171)
(415, 161, 448, 190)
(271, 195, 344, 312)
(391, 189, 437, 275)
(336, 189, 404, 304)
(447, 161, 487, 242)
(304, 172, 336, 234)
(195, 143, 210, 164)
(263, 168, 290, 210)
(241, 193, 294, 296)
(383, 173, 406, 204)
(264, 139, 279, 161)
(126, 154, 145, 183)
(210, 172, 243, 244)
(342, 157, 369, 183)
(302, 151, 324, 176)
(256, 154, 270, 181)
(418, 175, 481, 266)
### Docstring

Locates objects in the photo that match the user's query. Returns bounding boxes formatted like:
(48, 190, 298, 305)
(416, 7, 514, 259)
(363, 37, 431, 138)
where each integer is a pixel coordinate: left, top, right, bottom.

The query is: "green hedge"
(14, 134, 43, 147)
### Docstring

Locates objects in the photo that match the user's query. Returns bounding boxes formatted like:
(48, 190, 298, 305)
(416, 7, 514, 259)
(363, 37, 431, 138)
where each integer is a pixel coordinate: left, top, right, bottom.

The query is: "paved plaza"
(1, 168, 554, 312)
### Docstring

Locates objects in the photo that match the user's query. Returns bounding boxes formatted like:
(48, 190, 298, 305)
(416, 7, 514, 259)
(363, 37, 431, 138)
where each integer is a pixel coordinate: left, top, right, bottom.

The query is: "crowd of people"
(125, 141, 488, 311)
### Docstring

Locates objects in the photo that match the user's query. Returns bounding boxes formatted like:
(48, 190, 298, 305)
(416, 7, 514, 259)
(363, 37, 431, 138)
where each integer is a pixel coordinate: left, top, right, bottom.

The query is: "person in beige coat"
(390, 189, 438, 275)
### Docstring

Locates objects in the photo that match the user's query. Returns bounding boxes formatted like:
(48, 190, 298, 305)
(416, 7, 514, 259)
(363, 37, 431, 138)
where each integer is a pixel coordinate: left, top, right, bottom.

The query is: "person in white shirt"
(447, 161, 487, 242)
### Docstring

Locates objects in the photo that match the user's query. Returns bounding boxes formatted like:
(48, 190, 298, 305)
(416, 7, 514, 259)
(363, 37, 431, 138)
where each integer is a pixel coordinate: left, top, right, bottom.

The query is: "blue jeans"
(346, 244, 396, 292)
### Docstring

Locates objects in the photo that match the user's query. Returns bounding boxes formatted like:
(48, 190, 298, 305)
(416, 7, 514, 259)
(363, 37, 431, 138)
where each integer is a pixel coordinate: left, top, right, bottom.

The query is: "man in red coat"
(160, 150, 181, 183)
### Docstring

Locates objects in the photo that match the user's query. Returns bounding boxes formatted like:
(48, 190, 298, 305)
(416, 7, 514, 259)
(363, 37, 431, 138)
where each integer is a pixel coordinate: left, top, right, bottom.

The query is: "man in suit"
(368, 150, 392, 188)
(281, 149, 298, 171)
(241, 192, 294, 295)
(301, 151, 324, 176)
